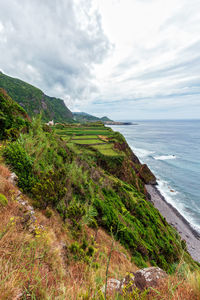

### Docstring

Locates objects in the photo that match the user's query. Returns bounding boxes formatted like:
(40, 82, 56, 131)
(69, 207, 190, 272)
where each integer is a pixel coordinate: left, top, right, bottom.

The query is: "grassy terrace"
(53, 123, 122, 157)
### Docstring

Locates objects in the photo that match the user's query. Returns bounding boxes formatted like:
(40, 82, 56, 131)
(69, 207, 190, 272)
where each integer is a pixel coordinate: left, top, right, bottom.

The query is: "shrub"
(66, 202, 86, 222)
(0, 193, 8, 207)
(68, 241, 95, 263)
(86, 246, 95, 257)
(32, 169, 67, 209)
(3, 141, 36, 191)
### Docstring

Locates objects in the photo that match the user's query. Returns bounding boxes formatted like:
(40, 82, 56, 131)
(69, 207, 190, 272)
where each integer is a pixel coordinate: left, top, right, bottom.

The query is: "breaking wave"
(154, 155, 176, 160)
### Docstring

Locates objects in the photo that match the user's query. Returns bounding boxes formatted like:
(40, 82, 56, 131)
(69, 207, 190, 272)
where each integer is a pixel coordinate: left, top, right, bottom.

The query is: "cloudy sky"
(0, 0, 200, 119)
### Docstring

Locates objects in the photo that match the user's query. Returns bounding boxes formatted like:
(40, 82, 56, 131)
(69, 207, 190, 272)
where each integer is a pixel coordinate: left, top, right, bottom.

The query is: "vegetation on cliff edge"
(2, 117, 197, 272)
(0, 91, 200, 299)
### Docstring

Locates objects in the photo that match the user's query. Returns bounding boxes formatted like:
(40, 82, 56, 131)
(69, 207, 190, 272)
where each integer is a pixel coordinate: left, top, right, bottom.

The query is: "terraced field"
(54, 123, 123, 157)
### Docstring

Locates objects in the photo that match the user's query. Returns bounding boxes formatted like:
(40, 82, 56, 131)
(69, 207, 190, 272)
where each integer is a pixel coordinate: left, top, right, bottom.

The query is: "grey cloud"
(0, 0, 110, 107)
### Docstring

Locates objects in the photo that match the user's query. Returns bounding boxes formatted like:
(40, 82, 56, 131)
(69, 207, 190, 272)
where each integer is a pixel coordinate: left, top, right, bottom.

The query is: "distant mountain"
(73, 112, 113, 123)
(0, 71, 73, 122)
(100, 116, 111, 121)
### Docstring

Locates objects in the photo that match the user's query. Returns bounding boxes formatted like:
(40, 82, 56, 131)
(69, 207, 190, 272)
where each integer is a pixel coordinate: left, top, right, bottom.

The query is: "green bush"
(32, 169, 67, 209)
(0, 194, 8, 207)
(66, 202, 86, 222)
(3, 141, 36, 191)
(68, 241, 95, 263)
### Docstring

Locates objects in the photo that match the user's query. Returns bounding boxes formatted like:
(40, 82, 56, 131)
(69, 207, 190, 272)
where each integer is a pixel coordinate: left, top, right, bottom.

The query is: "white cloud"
(0, 0, 109, 110)
(0, 0, 200, 119)
(89, 0, 200, 119)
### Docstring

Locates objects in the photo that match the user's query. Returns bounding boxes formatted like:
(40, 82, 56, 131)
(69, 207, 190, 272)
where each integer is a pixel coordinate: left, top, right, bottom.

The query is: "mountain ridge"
(0, 71, 73, 122)
(73, 111, 113, 123)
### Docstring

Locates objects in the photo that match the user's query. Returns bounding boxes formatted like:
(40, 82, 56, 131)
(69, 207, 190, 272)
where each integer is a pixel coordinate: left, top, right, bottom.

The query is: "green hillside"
(1, 95, 197, 272)
(0, 88, 30, 140)
(0, 71, 73, 122)
(0, 93, 199, 299)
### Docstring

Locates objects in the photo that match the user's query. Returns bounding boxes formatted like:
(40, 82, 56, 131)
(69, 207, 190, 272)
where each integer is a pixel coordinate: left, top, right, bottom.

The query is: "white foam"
(157, 179, 180, 206)
(156, 178, 200, 234)
(154, 155, 176, 160)
(130, 146, 154, 158)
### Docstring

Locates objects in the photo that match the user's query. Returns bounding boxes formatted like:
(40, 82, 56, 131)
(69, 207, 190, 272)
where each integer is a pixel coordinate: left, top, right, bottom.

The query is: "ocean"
(109, 119, 200, 234)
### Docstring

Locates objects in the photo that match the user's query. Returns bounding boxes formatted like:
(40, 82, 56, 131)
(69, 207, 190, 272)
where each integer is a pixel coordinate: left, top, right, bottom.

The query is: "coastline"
(146, 184, 200, 263)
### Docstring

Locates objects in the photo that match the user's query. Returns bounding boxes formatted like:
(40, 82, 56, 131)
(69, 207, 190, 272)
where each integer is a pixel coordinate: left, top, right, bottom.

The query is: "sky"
(0, 0, 200, 120)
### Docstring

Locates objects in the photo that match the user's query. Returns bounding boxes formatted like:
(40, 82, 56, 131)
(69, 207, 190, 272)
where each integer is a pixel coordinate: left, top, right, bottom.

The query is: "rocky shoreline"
(146, 184, 200, 263)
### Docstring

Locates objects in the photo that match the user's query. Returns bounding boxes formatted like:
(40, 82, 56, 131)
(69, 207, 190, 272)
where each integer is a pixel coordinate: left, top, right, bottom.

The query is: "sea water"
(109, 120, 200, 233)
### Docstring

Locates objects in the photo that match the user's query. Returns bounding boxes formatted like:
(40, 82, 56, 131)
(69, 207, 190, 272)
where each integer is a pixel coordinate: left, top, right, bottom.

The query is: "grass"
(74, 139, 106, 145)
(1, 121, 200, 299)
(72, 135, 99, 139)
(0, 164, 138, 299)
(54, 126, 114, 137)
(55, 124, 121, 156)
(98, 149, 120, 156)
(54, 125, 123, 157)
(147, 262, 200, 300)
(91, 144, 124, 156)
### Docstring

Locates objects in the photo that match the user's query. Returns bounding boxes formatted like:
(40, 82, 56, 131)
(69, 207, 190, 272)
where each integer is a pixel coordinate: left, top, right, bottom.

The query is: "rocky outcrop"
(8, 172, 18, 185)
(133, 267, 168, 290)
(102, 267, 168, 296)
(136, 164, 157, 185)
(101, 278, 121, 294)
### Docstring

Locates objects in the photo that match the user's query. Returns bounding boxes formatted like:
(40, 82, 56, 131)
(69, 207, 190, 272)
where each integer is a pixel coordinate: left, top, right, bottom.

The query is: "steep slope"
(1, 94, 200, 299)
(3, 119, 197, 272)
(0, 71, 73, 122)
(0, 163, 137, 299)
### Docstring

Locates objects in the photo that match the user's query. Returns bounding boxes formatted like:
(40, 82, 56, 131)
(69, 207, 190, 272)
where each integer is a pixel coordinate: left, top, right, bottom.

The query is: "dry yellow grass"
(0, 164, 136, 299)
(148, 270, 200, 300)
(0, 163, 199, 300)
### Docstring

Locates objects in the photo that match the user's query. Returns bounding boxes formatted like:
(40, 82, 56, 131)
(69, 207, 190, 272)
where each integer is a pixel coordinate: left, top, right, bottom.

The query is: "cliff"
(0, 92, 200, 299)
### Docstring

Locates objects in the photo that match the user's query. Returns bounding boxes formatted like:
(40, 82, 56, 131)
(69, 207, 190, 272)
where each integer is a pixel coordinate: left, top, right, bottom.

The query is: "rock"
(16, 190, 22, 197)
(101, 278, 121, 294)
(9, 172, 18, 185)
(20, 201, 28, 206)
(101, 267, 167, 296)
(26, 205, 34, 212)
(134, 267, 168, 290)
(28, 224, 36, 233)
(14, 292, 23, 299)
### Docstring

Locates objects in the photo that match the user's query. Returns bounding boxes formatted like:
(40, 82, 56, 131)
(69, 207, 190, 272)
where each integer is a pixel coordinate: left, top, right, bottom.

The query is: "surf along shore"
(107, 124, 200, 263)
(145, 184, 200, 263)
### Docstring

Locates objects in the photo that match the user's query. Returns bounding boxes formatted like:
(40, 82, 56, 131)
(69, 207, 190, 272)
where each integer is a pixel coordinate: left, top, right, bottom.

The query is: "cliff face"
(0, 93, 199, 299)
(2, 105, 196, 273)
(0, 71, 73, 122)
